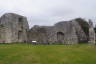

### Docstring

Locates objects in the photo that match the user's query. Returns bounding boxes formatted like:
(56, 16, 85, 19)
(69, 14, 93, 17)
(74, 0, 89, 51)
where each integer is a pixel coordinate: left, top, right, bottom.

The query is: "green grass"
(0, 44, 96, 64)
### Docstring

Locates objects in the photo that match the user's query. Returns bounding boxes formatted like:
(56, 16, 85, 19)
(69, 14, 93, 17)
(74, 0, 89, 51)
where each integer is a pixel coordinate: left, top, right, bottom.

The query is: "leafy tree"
(75, 18, 89, 36)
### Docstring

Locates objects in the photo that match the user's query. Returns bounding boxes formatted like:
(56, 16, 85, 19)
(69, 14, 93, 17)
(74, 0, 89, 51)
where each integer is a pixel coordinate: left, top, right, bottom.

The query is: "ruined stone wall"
(0, 13, 29, 43)
(71, 20, 88, 43)
(0, 13, 95, 44)
(28, 21, 79, 44)
(28, 18, 95, 44)
(50, 21, 78, 44)
(88, 20, 95, 44)
(28, 25, 50, 44)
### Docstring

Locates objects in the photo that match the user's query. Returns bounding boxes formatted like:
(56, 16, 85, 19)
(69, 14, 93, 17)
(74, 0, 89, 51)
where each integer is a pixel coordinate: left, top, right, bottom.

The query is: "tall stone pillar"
(88, 20, 95, 44)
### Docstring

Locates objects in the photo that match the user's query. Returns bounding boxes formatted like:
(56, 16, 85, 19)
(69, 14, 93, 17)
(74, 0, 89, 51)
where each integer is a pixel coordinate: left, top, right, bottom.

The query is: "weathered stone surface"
(0, 13, 29, 43)
(88, 20, 95, 44)
(28, 18, 95, 44)
(72, 18, 89, 43)
(0, 13, 95, 44)
(28, 25, 51, 44)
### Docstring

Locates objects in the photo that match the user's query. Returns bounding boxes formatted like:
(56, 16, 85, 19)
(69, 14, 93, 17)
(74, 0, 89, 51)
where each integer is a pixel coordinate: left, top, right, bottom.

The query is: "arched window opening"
(57, 32, 64, 43)
(18, 17, 23, 30)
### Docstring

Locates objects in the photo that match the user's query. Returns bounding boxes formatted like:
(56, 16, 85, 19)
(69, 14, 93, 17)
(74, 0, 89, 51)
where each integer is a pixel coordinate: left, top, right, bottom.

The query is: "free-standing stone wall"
(88, 20, 95, 44)
(0, 13, 95, 44)
(28, 18, 95, 44)
(0, 13, 29, 43)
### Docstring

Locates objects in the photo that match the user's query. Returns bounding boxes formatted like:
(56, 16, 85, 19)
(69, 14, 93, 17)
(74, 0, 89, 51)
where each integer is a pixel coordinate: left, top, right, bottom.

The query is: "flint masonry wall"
(88, 20, 95, 44)
(0, 13, 95, 44)
(0, 13, 29, 43)
(28, 18, 95, 44)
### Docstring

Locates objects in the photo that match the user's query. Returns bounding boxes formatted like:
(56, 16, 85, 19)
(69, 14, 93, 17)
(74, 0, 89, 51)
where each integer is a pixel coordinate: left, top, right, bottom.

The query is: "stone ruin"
(0, 13, 29, 43)
(28, 18, 96, 44)
(0, 13, 95, 44)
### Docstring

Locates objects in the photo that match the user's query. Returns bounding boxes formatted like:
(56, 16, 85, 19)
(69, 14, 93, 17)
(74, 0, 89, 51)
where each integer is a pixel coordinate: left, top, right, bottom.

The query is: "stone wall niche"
(57, 32, 64, 43)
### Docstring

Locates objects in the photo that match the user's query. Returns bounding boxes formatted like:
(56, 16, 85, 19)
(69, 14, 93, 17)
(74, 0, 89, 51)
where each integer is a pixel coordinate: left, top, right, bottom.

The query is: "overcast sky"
(0, 0, 96, 28)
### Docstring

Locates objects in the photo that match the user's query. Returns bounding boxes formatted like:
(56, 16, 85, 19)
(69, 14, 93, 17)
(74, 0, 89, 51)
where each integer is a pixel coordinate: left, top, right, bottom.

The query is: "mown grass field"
(0, 44, 96, 64)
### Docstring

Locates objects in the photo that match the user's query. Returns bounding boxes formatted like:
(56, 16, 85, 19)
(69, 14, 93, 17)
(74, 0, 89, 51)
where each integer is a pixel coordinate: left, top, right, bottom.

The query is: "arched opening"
(57, 32, 64, 43)
(18, 17, 23, 30)
(18, 31, 23, 42)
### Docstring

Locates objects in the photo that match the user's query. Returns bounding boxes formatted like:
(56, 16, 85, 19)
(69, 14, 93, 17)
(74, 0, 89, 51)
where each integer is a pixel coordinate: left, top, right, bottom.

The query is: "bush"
(75, 18, 89, 36)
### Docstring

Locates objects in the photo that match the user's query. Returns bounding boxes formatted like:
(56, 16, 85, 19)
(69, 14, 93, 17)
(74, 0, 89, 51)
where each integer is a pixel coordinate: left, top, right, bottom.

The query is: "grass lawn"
(0, 44, 96, 64)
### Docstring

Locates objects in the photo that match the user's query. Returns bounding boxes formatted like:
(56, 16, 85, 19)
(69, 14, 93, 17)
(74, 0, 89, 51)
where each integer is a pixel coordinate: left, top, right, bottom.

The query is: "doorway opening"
(57, 32, 64, 43)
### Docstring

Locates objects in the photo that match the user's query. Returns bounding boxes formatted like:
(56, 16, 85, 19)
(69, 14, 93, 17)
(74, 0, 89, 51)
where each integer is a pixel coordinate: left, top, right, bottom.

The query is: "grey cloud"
(0, 0, 96, 28)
